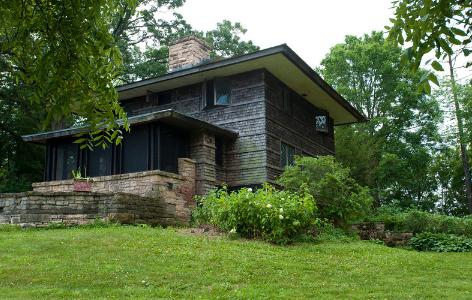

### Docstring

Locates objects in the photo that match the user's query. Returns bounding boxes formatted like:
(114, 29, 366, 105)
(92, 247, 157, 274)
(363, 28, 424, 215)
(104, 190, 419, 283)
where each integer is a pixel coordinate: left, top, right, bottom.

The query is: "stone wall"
(352, 222, 414, 247)
(32, 158, 196, 223)
(0, 192, 178, 227)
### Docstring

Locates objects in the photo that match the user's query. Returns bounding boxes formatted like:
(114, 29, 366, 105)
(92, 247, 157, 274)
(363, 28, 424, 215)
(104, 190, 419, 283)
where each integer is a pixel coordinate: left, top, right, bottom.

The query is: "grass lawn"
(0, 226, 471, 299)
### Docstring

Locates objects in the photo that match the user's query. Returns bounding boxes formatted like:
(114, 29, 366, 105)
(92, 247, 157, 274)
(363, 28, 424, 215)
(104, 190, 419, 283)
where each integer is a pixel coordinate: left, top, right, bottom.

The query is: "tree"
(388, 0, 471, 90)
(388, 0, 472, 212)
(0, 0, 132, 148)
(320, 32, 441, 209)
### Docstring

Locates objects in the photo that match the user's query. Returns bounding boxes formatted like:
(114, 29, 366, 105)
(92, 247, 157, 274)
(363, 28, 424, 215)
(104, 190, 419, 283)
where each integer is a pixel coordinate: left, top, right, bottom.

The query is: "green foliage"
(200, 20, 260, 58)
(0, 0, 131, 146)
(409, 232, 472, 252)
(388, 0, 471, 91)
(277, 156, 372, 226)
(193, 184, 317, 244)
(314, 221, 358, 243)
(367, 209, 472, 237)
(320, 32, 442, 209)
(0, 224, 21, 232)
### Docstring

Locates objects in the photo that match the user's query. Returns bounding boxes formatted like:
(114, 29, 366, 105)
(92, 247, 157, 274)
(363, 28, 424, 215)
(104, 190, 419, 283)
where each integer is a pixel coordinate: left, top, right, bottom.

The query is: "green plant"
(314, 220, 358, 243)
(367, 209, 472, 237)
(277, 156, 373, 227)
(193, 183, 317, 244)
(409, 232, 472, 252)
(71, 169, 89, 180)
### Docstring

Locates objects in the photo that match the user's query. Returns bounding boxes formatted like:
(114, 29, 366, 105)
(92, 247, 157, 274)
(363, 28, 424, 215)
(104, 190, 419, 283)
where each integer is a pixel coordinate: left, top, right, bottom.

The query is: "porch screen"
(87, 146, 112, 177)
(154, 125, 188, 173)
(54, 142, 78, 180)
(121, 125, 149, 173)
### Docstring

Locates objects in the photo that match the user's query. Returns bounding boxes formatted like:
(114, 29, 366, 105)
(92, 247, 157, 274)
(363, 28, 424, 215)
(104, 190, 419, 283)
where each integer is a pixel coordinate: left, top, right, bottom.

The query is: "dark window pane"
(283, 87, 292, 114)
(215, 78, 231, 105)
(287, 145, 295, 166)
(87, 146, 112, 177)
(280, 143, 287, 168)
(206, 80, 214, 107)
(158, 91, 172, 105)
(121, 125, 149, 173)
(215, 137, 224, 166)
(159, 125, 188, 173)
(280, 142, 295, 169)
(55, 142, 78, 180)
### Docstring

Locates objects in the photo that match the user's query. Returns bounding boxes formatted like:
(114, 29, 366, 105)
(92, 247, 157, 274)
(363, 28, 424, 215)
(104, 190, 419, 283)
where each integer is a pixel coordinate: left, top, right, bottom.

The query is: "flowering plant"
(193, 183, 317, 244)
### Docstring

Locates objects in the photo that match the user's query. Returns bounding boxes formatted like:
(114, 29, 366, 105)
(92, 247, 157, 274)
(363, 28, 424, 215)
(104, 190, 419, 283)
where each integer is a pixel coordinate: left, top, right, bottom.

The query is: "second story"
(118, 36, 365, 151)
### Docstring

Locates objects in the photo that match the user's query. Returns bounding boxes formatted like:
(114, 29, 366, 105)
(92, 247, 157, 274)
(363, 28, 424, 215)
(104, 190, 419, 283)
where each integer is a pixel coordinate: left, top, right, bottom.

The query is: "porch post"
(189, 130, 216, 195)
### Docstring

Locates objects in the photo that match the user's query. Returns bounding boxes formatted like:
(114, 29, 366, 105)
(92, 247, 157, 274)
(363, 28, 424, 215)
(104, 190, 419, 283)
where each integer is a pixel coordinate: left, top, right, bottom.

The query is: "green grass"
(0, 226, 471, 299)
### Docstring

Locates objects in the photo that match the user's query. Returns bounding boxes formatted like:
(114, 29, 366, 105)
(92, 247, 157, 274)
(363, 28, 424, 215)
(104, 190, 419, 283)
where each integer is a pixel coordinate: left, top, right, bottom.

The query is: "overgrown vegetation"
(365, 208, 472, 237)
(194, 156, 371, 244)
(409, 232, 472, 252)
(278, 156, 373, 227)
(193, 184, 316, 244)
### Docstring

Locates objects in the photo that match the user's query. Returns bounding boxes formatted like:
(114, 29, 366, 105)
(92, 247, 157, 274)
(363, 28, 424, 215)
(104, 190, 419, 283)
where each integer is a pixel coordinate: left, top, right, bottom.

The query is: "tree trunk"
(448, 55, 472, 213)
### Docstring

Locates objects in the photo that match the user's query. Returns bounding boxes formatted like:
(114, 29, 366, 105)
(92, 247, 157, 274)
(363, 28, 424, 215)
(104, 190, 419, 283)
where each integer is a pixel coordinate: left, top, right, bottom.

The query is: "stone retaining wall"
(32, 158, 196, 222)
(0, 192, 178, 227)
(352, 222, 413, 247)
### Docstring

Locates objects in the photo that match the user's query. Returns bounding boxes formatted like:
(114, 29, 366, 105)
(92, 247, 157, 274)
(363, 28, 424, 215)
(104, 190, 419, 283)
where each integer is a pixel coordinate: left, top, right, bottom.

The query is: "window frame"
(315, 112, 329, 133)
(204, 77, 231, 108)
(280, 141, 296, 169)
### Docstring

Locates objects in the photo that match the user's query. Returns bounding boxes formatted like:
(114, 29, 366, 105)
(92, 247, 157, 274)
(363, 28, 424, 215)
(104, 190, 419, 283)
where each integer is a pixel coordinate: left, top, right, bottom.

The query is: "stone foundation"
(32, 158, 196, 222)
(0, 192, 178, 227)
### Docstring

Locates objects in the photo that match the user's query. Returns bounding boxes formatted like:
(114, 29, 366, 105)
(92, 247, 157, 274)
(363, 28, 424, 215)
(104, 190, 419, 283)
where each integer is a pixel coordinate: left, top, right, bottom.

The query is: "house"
(15, 36, 365, 225)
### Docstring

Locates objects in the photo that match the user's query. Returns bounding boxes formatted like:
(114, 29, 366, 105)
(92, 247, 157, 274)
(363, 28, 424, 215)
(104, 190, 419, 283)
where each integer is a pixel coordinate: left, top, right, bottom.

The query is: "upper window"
(315, 113, 329, 133)
(205, 78, 231, 107)
(282, 87, 292, 114)
(158, 91, 172, 105)
(280, 142, 295, 169)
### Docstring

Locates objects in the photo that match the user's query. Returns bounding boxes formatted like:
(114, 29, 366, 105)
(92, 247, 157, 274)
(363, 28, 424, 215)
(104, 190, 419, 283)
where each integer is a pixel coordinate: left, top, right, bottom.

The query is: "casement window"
(280, 142, 295, 168)
(157, 91, 172, 105)
(315, 113, 329, 133)
(282, 87, 292, 114)
(205, 77, 231, 107)
(215, 137, 224, 167)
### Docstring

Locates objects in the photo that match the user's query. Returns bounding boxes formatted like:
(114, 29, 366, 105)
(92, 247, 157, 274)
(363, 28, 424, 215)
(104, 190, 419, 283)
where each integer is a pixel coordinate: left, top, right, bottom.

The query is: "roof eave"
(21, 109, 238, 143)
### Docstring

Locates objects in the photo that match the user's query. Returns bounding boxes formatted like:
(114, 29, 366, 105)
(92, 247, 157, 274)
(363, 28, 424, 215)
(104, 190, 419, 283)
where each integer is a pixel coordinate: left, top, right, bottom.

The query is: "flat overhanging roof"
(22, 109, 238, 143)
(117, 44, 367, 125)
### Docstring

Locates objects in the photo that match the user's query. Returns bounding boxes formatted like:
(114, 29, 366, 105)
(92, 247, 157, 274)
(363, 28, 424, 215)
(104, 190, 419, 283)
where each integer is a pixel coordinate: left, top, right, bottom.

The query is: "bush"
(277, 156, 372, 227)
(367, 209, 472, 237)
(409, 232, 472, 252)
(193, 183, 317, 244)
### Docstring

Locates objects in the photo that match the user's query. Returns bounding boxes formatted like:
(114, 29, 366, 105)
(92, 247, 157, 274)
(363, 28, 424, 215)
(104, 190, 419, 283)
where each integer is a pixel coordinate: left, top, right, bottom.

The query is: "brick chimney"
(168, 36, 211, 71)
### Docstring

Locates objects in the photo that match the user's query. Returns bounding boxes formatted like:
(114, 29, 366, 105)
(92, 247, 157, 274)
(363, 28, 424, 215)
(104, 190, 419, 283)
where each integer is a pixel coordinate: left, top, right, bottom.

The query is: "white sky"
(177, 0, 394, 68)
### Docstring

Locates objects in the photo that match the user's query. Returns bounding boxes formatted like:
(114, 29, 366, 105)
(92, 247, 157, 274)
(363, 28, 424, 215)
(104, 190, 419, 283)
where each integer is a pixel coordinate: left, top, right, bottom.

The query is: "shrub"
(277, 156, 372, 227)
(193, 183, 317, 244)
(314, 220, 358, 243)
(368, 209, 472, 237)
(409, 232, 472, 252)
